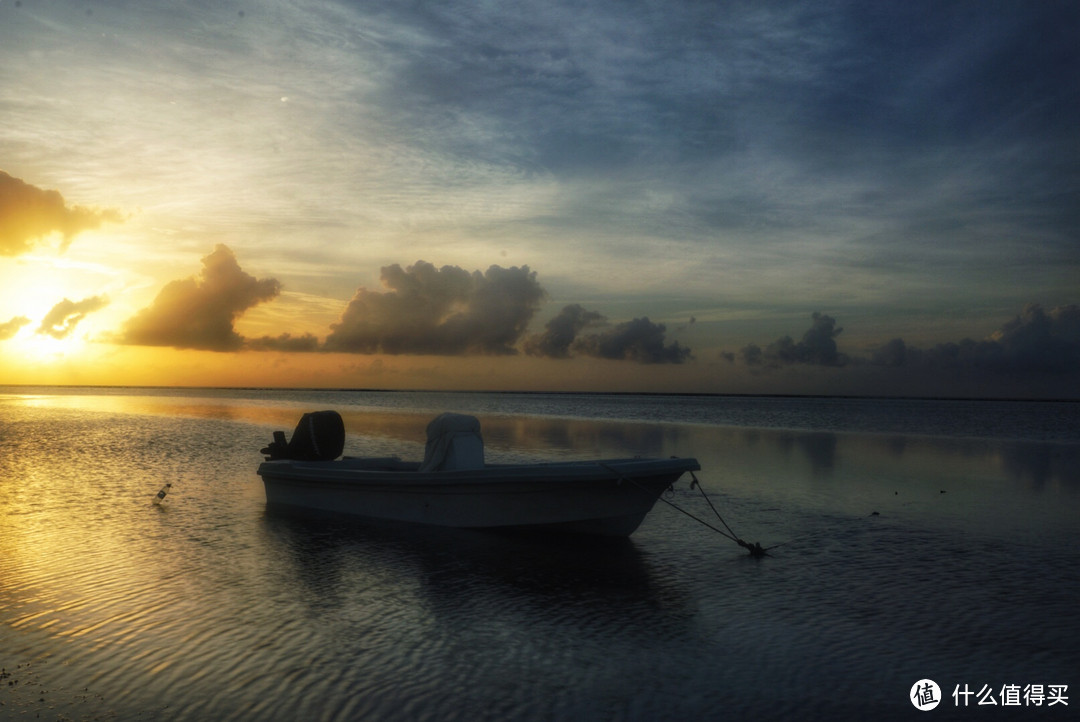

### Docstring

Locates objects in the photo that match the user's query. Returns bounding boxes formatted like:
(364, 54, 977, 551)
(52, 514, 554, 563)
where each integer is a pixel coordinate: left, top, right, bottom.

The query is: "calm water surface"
(1, 389, 1077, 720)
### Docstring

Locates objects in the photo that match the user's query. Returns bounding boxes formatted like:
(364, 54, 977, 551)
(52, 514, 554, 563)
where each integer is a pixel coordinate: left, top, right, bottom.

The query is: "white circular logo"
(911, 679, 942, 711)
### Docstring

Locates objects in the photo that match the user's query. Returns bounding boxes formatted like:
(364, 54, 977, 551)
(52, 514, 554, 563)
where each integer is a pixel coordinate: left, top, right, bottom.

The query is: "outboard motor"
(261, 410, 345, 461)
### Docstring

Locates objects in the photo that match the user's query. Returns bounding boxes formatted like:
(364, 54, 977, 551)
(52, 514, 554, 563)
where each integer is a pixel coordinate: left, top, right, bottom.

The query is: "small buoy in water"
(153, 483, 172, 504)
(871, 511, 880, 516)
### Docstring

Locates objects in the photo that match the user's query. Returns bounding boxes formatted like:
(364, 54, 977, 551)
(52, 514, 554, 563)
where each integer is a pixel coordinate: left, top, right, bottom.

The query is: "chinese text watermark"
(911, 680, 1068, 711)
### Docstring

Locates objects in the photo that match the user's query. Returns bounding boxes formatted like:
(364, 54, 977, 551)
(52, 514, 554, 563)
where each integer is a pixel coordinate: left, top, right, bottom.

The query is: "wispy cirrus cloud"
(346, 0, 1080, 311)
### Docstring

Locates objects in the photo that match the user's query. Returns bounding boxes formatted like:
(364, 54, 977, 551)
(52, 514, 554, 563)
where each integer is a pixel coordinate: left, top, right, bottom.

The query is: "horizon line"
(1, 383, 1077, 403)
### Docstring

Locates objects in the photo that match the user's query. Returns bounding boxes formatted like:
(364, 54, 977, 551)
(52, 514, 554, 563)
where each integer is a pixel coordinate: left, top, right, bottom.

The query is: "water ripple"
(2, 394, 1078, 721)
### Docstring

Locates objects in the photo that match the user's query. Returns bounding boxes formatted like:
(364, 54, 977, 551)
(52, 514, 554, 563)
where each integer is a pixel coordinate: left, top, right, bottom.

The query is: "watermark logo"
(909, 680, 1069, 710)
(911, 679, 942, 711)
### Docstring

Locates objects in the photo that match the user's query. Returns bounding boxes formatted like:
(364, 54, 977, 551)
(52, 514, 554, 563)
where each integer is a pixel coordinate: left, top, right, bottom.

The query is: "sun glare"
(12, 329, 85, 364)
(1, 266, 70, 321)
(0, 258, 112, 367)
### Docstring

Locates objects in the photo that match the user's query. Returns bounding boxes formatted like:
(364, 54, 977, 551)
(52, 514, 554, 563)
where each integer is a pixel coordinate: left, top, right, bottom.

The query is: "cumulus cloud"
(574, 317, 692, 364)
(869, 337, 907, 368)
(523, 305, 691, 363)
(36, 296, 109, 339)
(524, 304, 606, 359)
(742, 312, 846, 367)
(324, 261, 546, 355)
(987, 303, 1080, 373)
(1, 315, 31, 340)
(871, 303, 1080, 375)
(118, 244, 281, 351)
(0, 171, 123, 256)
(740, 343, 763, 366)
(738, 304, 1079, 387)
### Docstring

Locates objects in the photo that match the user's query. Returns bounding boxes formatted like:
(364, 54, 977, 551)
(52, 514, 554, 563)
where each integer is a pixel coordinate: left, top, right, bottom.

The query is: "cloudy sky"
(1, 0, 1077, 396)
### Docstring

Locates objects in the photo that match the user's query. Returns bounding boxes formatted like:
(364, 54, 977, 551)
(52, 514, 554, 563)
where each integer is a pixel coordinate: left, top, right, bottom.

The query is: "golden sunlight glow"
(0, 251, 127, 373)
(0, 261, 71, 321)
(10, 329, 88, 365)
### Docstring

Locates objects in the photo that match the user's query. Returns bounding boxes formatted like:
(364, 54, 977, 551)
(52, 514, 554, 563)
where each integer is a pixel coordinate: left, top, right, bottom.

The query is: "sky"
(1, 0, 1078, 397)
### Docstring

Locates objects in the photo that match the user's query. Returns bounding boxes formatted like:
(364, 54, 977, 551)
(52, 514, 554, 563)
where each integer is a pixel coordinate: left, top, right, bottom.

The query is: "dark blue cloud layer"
(359, 1, 1078, 197)
(350, 0, 1079, 310)
(741, 304, 1080, 385)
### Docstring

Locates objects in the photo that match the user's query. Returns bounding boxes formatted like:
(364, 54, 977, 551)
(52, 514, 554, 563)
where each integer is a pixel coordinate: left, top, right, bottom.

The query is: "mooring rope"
(686, 471, 770, 557)
(687, 471, 742, 540)
(598, 462, 768, 556)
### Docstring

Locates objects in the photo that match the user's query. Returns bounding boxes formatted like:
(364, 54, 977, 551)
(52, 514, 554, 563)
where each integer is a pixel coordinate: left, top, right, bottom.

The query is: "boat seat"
(420, 413, 485, 472)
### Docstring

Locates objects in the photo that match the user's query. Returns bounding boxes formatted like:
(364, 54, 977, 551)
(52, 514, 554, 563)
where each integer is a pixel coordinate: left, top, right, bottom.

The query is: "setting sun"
(0, 253, 114, 365)
(1, 261, 70, 319)
(10, 329, 84, 364)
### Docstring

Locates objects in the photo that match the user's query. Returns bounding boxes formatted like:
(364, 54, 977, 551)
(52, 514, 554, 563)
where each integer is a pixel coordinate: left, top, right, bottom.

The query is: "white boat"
(257, 411, 700, 537)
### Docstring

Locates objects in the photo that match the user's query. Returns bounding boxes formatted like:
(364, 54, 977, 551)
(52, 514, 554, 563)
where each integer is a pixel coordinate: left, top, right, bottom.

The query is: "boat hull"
(257, 457, 699, 536)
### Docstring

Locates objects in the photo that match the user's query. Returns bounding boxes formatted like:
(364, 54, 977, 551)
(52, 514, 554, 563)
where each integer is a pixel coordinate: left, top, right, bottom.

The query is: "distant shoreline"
(1, 383, 1077, 403)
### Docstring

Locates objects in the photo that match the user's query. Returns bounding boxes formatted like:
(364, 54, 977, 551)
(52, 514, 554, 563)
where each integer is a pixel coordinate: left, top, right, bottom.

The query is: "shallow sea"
(1, 388, 1077, 721)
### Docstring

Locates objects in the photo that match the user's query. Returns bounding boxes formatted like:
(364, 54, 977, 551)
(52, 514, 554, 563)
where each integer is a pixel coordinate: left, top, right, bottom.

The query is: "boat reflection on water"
(259, 509, 695, 635)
